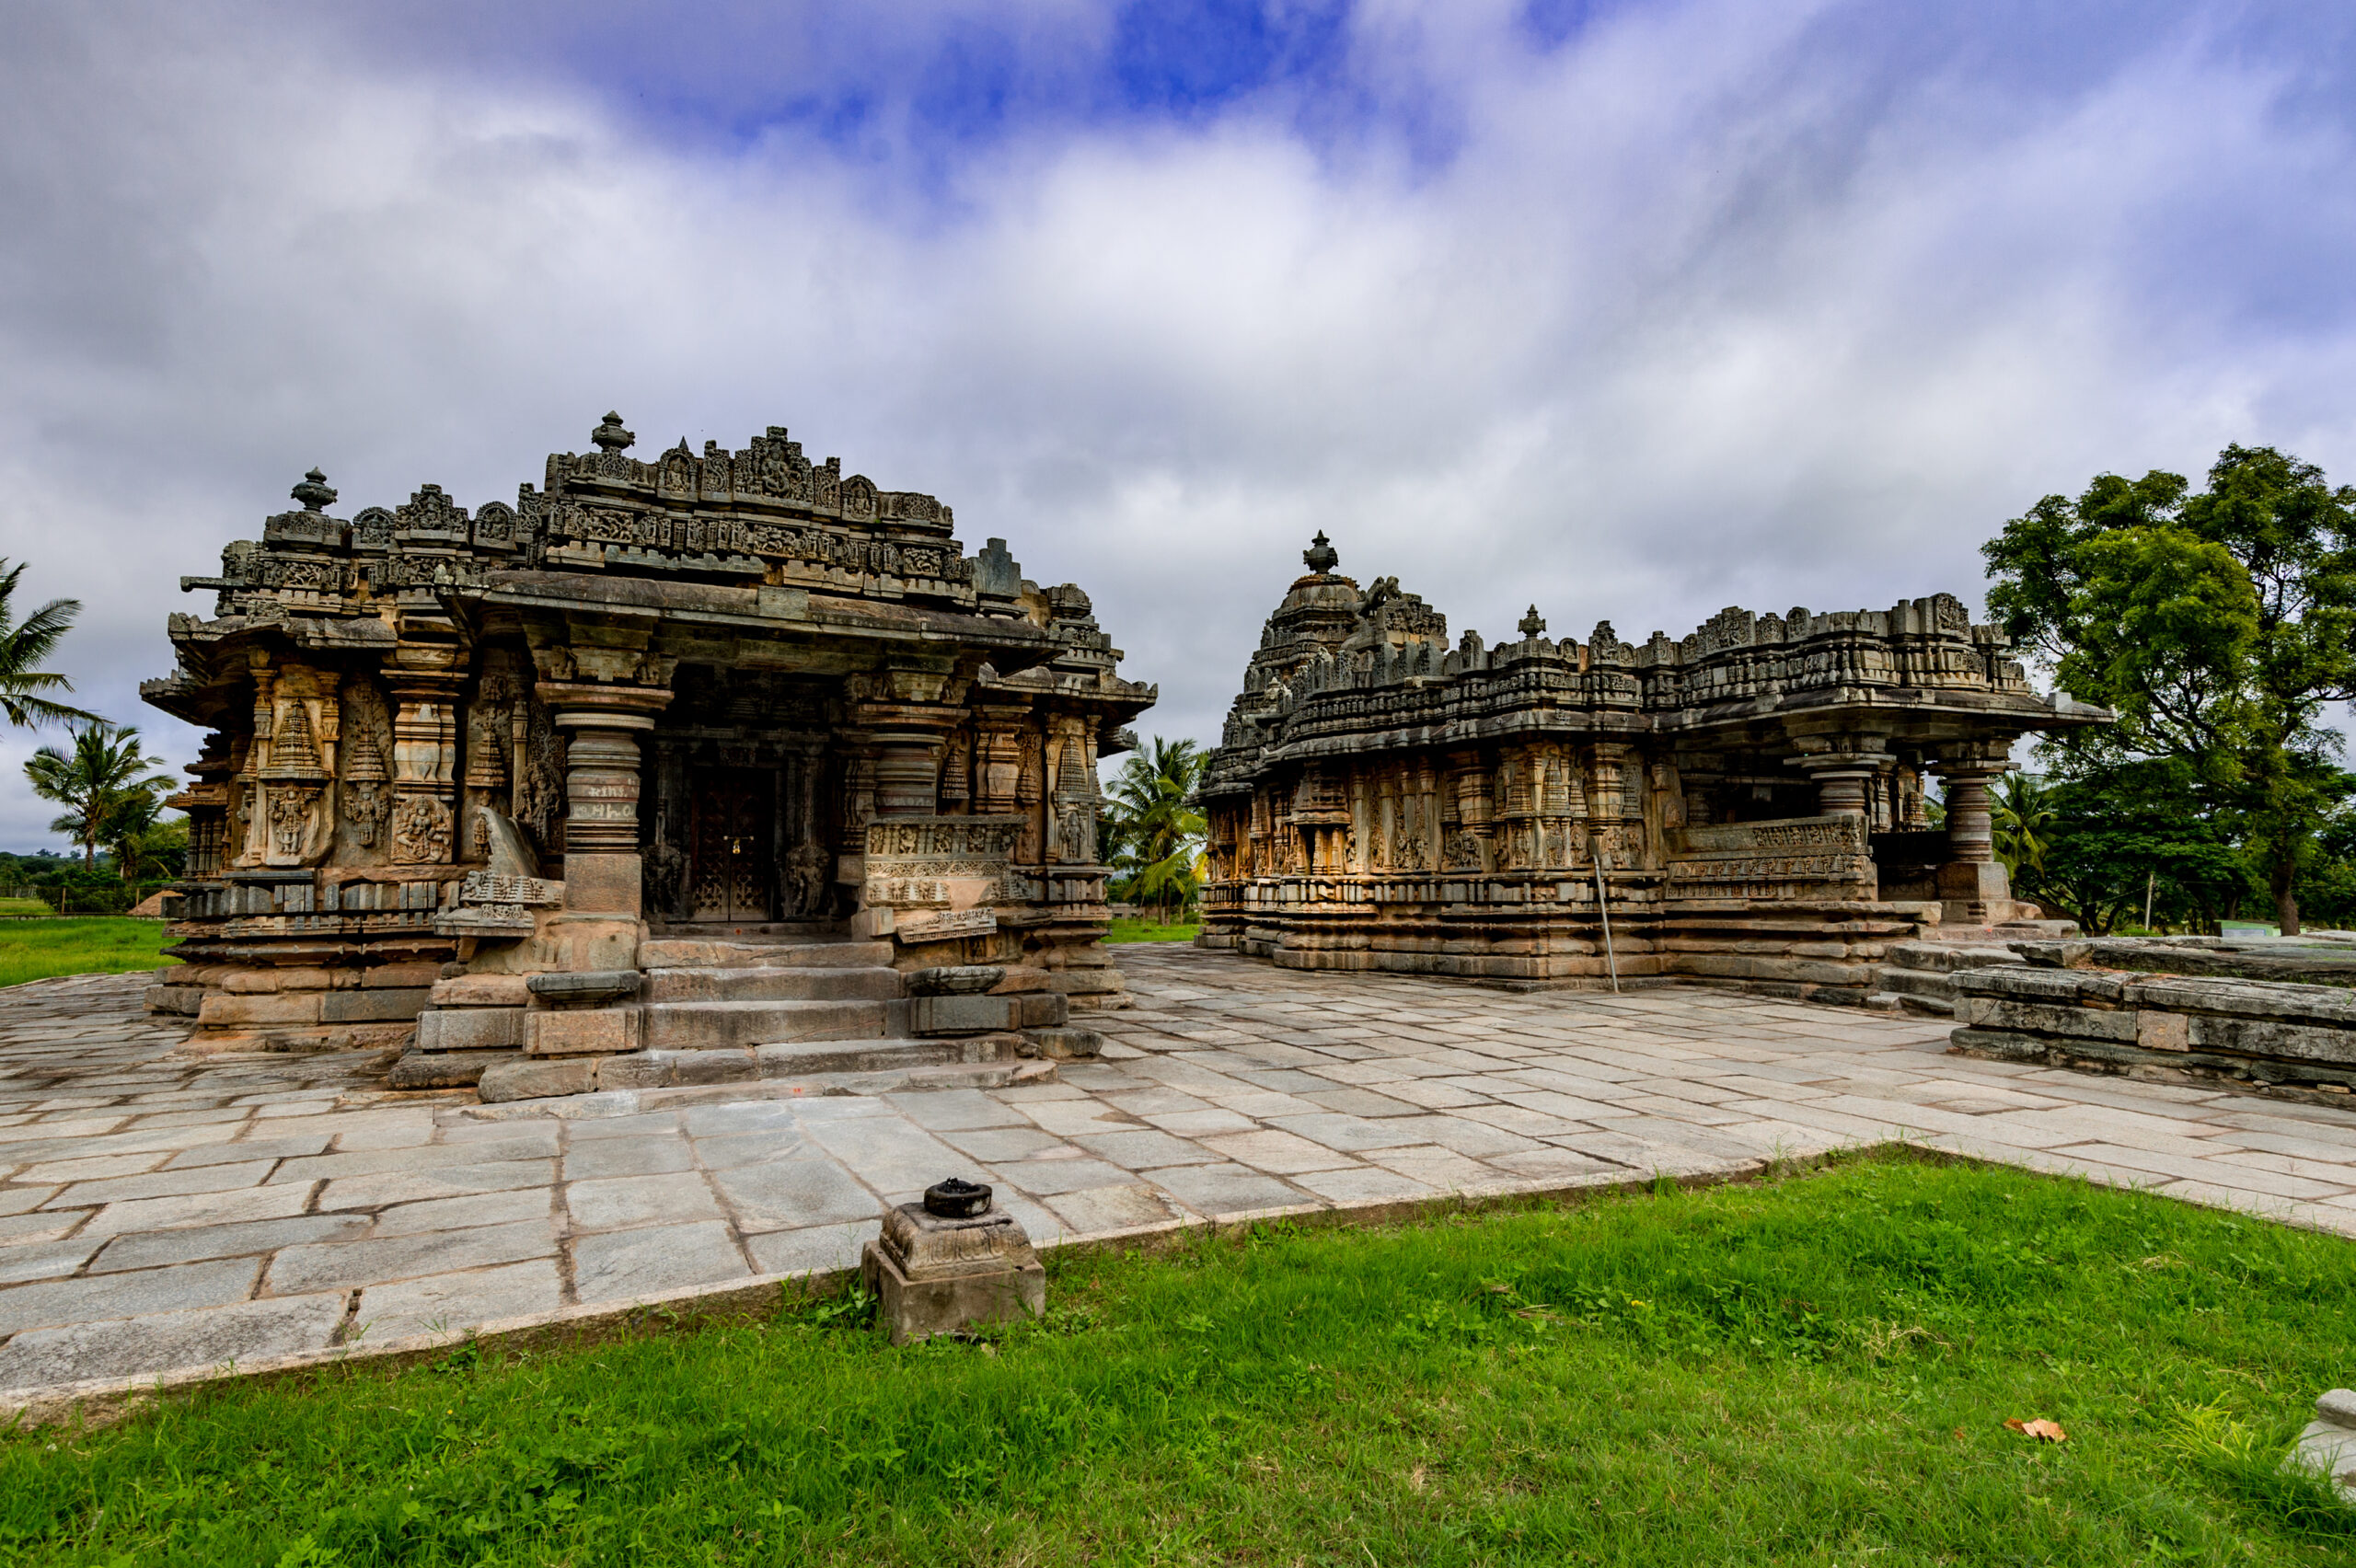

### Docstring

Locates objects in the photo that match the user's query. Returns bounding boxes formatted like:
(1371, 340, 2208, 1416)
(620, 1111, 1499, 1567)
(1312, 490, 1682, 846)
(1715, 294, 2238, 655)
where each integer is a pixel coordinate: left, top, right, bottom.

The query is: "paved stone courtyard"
(5, 947, 2356, 1401)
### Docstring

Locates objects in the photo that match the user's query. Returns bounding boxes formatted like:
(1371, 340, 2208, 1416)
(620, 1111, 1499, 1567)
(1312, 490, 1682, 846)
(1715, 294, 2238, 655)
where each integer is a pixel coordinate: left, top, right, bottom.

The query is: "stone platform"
(6, 951, 2356, 1407)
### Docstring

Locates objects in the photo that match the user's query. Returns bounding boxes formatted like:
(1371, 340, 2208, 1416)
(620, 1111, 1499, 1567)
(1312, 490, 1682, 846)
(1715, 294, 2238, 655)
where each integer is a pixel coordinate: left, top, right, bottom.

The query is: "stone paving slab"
(6, 954, 2356, 1401)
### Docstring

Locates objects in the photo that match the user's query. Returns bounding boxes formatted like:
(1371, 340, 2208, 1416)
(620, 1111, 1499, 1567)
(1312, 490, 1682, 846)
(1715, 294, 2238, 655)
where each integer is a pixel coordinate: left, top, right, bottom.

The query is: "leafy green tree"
(0, 559, 96, 730)
(1989, 773, 2053, 887)
(1103, 737, 1209, 923)
(102, 789, 188, 882)
(2026, 759, 2258, 935)
(26, 723, 175, 871)
(1985, 444, 2356, 933)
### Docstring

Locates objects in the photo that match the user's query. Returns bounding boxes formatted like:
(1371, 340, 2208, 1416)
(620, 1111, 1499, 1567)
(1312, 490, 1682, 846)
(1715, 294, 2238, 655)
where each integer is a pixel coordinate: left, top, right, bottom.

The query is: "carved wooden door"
(688, 768, 773, 921)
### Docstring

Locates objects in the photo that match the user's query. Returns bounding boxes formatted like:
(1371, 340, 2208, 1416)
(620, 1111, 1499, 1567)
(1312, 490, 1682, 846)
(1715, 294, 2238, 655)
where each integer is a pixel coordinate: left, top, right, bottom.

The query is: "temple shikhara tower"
(143, 414, 1153, 1099)
(1198, 534, 2109, 998)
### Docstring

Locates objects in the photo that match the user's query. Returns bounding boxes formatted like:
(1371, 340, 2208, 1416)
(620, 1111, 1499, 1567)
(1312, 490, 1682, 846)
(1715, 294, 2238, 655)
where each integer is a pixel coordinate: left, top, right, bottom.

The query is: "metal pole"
(1590, 833, 1620, 994)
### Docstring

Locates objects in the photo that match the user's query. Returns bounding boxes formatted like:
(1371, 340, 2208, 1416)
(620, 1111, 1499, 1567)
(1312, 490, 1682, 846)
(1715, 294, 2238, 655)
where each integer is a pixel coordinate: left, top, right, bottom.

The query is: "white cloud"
(0, 0, 2351, 846)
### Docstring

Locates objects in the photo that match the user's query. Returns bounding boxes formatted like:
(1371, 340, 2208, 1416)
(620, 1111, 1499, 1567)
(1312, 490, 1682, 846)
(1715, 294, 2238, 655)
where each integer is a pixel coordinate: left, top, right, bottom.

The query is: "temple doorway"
(687, 766, 775, 923)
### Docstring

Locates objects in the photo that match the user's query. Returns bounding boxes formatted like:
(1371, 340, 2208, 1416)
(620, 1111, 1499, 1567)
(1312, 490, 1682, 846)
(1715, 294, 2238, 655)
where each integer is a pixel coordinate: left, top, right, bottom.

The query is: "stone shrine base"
(7, 950, 2356, 1414)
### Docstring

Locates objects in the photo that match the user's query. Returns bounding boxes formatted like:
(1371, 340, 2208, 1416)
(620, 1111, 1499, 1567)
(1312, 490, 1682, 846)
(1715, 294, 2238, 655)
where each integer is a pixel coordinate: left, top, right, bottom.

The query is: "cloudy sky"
(2, 0, 2352, 848)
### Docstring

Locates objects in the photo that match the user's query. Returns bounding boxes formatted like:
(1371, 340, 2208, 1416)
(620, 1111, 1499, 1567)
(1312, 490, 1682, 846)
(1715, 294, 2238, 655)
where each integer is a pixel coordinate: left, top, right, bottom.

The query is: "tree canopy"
(26, 723, 176, 872)
(1102, 737, 1208, 922)
(1984, 445, 2356, 933)
(0, 559, 96, 731)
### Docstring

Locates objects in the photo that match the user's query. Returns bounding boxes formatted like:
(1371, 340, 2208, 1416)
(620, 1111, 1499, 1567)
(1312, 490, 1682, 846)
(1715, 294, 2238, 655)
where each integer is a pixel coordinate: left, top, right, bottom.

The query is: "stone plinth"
(859, 1195, 1045, 1345)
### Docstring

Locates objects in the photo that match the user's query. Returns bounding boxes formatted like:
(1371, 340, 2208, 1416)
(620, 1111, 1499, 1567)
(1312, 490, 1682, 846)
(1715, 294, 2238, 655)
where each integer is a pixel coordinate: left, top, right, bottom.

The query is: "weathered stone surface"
(415, 1008, 524, 1053)
(525, 1008, 640, 1057)
(907, 966, 1005, 997)
(2287, 1388, 2356, 1503)
(387, 1049, 510, 1089)
(0, 1295, 347, 1393)
(1951, 959, 2356, 1088)
(431, 973, 532, 1008)
(527, 970, 641, 1002)
(860, 1199, 1045, 1345)
(477, 1057, 597, 1102)
(1027, 1026, 1104, 1060)
(910, 993, 1018, 1035)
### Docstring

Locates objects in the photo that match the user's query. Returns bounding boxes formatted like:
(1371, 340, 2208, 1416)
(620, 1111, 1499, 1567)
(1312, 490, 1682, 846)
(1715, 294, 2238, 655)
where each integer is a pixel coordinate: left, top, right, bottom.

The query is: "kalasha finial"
(1302, 530, 1338, 574)
(591, 411, 636, 454)
(290, 468, 337, 513)
(1519, 605, 1546, 639)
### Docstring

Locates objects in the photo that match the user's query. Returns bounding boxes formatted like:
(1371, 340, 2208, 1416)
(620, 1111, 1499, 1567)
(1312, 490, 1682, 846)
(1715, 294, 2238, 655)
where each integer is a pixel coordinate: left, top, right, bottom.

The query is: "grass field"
(0, 917, 174, 987)
(4, 1155, 2353, 1565)
(1105, 917, 1200, 942)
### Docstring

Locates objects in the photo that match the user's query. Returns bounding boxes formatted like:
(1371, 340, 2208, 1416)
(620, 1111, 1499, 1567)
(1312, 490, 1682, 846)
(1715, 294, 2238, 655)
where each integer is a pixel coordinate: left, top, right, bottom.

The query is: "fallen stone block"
(477, 1056, 597, 1102)
(906, 965, 1004, 997)
(415, 1006, 525, 1053)
(387, 1049, 513, 1090)
(1024, 1026, 1103, 1060)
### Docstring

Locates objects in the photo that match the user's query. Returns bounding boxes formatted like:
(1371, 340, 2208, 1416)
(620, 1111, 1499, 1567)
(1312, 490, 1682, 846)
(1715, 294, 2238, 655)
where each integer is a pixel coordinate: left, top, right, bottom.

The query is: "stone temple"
(1197, 534, 2110, 1000)
(141, 414, 1154, 1100)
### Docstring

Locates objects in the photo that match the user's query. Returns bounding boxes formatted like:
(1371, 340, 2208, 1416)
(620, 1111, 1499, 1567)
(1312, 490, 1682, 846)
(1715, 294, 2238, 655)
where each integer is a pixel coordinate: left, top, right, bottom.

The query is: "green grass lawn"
(6, 1155, 2354, 1565)
(1106, 917, 1200, 942)
(0, 917, 175, 988)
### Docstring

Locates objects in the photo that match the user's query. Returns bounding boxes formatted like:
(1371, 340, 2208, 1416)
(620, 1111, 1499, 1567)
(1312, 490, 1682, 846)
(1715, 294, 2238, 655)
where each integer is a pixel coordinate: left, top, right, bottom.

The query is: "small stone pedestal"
(860, 1182, 1045, 1345)
(2288, 1388, 2356, 1501)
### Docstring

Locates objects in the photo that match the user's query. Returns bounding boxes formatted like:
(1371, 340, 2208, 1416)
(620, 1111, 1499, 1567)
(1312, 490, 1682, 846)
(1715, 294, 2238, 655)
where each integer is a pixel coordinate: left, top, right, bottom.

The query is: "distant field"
(0, 917, 174, 987)
(0, 897, 51, 917)
(1106, 917, 1199, 943)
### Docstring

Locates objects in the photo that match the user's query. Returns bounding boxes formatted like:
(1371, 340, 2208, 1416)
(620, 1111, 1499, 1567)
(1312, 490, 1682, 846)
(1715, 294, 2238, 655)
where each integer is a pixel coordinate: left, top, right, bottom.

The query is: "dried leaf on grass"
(2004, 1418, 2068, 1442)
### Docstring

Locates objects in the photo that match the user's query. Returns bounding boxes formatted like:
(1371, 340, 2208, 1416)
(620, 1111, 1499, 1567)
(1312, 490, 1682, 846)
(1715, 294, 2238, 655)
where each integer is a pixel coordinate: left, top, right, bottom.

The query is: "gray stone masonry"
(8, 954, 2356, 1402)
(1953, 953, 2356, 1093)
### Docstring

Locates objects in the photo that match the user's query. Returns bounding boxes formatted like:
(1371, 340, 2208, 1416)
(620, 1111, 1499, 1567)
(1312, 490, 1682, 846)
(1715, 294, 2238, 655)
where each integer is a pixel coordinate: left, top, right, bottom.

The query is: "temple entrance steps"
(636, 933, 911, 1052)
(639, 998, 912, 1051)
(462, 932, 1087, 1105)
(1865, 940, 2026, 1017)
(638, 936, 887, 969)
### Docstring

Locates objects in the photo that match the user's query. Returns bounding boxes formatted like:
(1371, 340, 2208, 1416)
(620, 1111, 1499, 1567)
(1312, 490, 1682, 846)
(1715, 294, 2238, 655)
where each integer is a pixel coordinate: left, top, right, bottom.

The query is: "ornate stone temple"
(142, 414, 1154, 1098)
(1197, 535, 2108, 999)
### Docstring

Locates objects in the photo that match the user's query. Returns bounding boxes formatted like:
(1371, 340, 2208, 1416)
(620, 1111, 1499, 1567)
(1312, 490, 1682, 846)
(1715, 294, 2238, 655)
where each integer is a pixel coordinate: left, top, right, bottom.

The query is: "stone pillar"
(872, 731, 944, 817)
(1933, 748, 2013, 925)
(541, 683, 673, 916)
(1791, 736, 1893, 820)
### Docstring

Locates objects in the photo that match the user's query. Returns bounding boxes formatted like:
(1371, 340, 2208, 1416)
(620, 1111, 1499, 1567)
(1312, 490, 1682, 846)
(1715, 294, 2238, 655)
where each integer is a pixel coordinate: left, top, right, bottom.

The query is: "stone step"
(636, 997, 908, 1052)
(600, 1035, 1021, 1090)
(464, 1055, 1059, 1114)
(1888, 940, 2022, 974)
(641, 965, 905, 1004)
(1877, 966, 1957, 998)
(636, 938, 893, 971)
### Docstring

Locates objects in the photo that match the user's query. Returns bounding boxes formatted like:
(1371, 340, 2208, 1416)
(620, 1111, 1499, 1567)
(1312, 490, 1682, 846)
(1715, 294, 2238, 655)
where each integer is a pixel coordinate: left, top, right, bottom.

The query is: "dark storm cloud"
(0, 0, 2350, 844)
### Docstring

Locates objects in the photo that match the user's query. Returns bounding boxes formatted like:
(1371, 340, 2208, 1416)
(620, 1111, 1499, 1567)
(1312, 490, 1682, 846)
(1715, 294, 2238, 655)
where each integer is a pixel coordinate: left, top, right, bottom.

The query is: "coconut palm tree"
(26, 723, 175, 871)
(1991, 771, 2055, 891)
(1104, 737, 1209, 923)
(0, 559, 95, 730)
